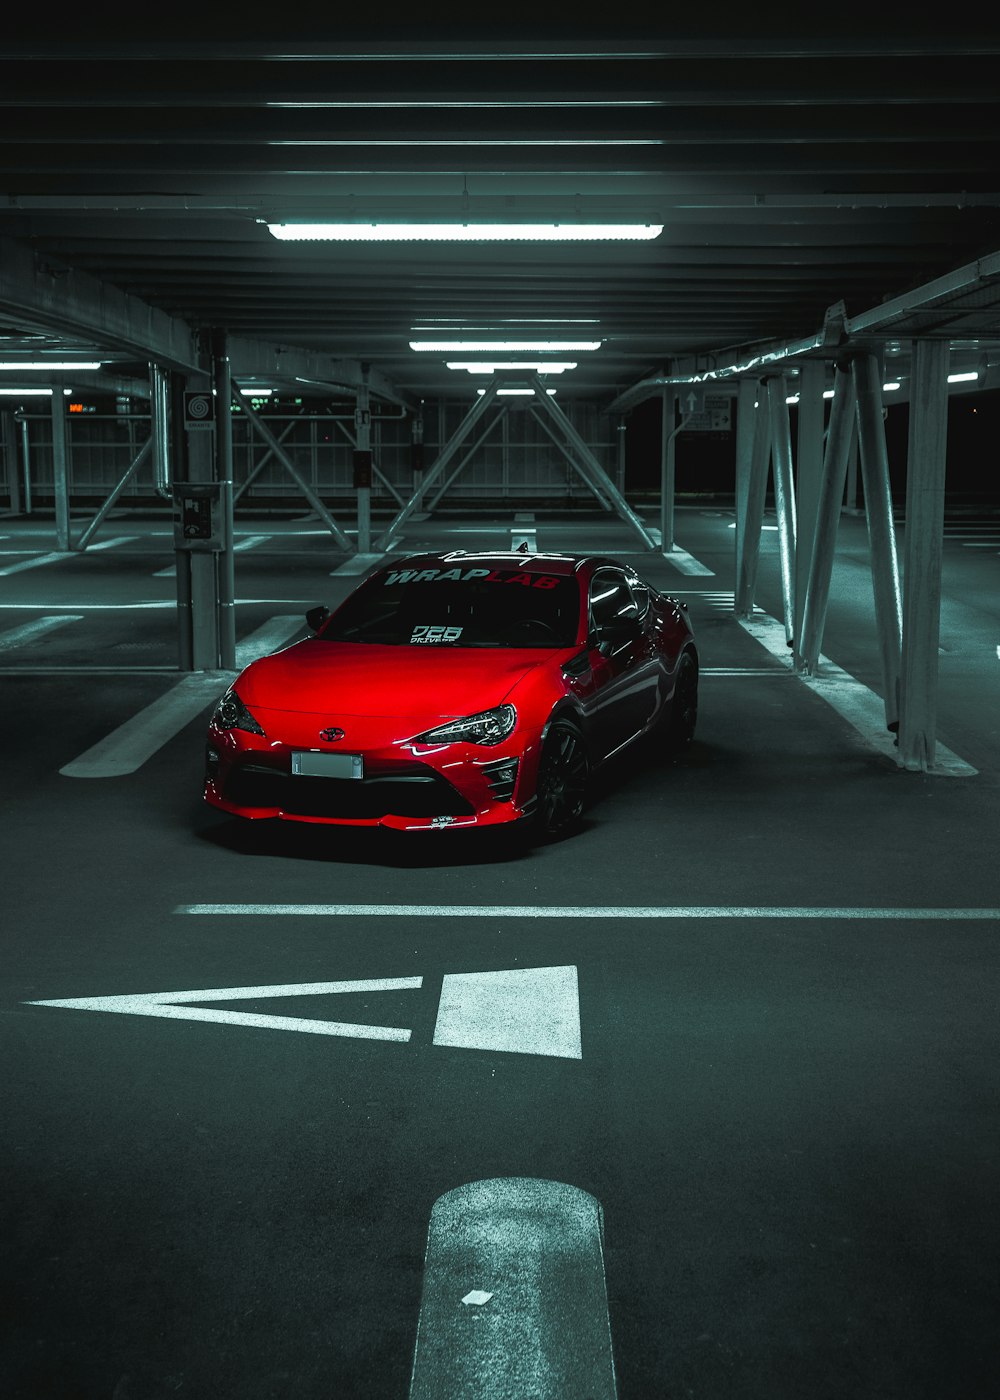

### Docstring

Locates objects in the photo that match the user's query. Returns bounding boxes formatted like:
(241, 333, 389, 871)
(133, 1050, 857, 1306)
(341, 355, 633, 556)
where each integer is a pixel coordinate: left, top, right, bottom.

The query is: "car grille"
(224, 760, 475, 820)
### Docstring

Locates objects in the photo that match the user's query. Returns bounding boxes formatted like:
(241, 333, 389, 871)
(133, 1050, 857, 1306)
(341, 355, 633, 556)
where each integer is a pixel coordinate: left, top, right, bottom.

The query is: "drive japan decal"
(410, 625, 464, 644)
(384, 567, 559, 588)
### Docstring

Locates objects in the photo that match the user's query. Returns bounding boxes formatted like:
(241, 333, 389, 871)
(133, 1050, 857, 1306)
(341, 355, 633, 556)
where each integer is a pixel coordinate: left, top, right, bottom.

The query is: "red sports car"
(203, 550, 698, 838)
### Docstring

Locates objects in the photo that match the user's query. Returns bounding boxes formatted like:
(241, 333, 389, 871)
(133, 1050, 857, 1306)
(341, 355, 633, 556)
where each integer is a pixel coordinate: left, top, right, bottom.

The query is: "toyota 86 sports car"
(203, 550, 698, 838)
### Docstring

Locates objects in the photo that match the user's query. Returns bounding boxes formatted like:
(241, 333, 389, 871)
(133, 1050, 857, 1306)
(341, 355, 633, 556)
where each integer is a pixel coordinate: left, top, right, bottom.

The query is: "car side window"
(589, 572, 640, 632)
(625, 573, 650, 618)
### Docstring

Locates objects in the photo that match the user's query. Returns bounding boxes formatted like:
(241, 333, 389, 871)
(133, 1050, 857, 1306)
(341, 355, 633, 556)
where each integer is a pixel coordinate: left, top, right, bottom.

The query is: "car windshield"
(320, 564, 581, 647)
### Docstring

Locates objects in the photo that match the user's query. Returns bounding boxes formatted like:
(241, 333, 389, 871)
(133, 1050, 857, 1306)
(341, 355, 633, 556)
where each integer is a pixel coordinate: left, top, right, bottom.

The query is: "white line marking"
(235, 615, 303, 668)
(27, 976, 422, 1043)
(60, 670, 236, 778)
(663, 546, 715, 576)
(176, 903, 1000, 919)
(0, 615, 83, 651)
(738, 612, 978, 777)
(154, 535, 274, 577)
(409, 1179, 616, 1400)
(86, 536, 137, 551)
(433, 966, 581, 1059)
(701, 667, 787, 675)
(0, 551, 69, 576)
(330, 551, 387, 575)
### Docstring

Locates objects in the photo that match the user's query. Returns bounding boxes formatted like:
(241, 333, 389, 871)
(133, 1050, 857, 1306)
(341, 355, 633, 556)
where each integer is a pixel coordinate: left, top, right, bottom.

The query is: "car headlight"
(411, 704, 516, 747)
(213, 687, 266, 736)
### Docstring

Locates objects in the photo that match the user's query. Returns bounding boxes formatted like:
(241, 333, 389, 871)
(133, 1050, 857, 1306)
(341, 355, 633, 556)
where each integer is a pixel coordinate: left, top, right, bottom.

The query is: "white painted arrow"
(27, 966, 582, 1059)
(26, 978, 423, 1043)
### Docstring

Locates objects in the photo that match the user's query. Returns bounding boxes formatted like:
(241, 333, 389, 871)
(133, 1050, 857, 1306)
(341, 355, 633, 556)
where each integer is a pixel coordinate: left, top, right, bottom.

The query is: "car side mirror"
(305, 605, 330, 633)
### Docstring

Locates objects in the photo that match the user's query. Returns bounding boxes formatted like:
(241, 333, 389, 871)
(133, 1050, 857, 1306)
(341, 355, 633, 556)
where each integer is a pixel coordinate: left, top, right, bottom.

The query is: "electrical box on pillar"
(172, 482, 229, 551)
(353, 450, 373, 489)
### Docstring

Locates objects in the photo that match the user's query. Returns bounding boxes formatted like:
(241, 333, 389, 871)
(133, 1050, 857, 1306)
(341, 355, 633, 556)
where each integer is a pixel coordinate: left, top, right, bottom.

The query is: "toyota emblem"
(319, 726, 345, 742)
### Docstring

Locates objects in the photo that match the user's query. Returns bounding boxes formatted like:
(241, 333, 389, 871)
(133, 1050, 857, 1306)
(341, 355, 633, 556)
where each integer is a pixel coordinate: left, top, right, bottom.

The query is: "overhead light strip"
(269, 223, 661, 242)
(0, 361, 104, 371)
(446, 362, 577, 373)
(411, 340, 601, 352)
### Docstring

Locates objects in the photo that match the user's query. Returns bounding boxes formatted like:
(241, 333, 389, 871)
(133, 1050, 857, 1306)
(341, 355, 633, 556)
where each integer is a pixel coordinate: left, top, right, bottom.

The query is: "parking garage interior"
(2, 12, 1000, 1400)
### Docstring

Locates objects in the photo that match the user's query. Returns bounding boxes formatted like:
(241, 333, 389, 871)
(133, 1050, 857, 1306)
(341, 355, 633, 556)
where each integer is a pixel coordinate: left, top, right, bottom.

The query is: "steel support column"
(794, 361, 825, 657)
(733, 379, 757, 595)
(898, 339, 949, 770)
(735, 381, 772, 617)
(50, 391, 70, 549)
(767, 377, 797, 646)
(213, 332, 236, 670)
(375, 381, 501, 549)
(853, 354, 902, 731)
(659, 391, 677, 553)
(2, 410, 20, 514)
(150, 363, 171, 499)
(529, 374, 655, 550)
(235, 387, 353, 552)
(798, 364, 856, 673)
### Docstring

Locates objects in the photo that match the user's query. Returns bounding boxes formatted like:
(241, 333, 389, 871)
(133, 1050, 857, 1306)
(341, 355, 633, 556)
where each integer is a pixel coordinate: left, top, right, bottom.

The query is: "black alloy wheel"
(534, 720, 590, 838)
(663, 651, 699, 749)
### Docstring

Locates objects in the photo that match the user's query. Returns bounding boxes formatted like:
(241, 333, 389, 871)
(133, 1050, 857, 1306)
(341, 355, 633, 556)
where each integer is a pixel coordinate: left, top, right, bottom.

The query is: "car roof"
(382, 551, 630, 578)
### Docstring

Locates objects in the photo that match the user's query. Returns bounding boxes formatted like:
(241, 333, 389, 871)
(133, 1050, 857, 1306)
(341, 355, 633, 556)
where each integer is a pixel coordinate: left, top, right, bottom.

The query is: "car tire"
(532, 718, 590, 840)
(661, 651, 698, 750)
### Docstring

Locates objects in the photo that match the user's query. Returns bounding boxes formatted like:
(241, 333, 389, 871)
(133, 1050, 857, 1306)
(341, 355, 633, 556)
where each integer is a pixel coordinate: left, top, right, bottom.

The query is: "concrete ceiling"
(2, 11, 1000, 408)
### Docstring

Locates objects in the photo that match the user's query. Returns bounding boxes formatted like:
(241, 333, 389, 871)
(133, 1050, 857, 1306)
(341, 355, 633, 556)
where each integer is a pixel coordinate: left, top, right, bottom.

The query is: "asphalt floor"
(2, 502, 998, 1399)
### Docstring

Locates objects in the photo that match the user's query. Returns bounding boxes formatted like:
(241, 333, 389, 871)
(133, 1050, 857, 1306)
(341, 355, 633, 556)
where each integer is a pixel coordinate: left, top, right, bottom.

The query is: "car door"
(584, 568, 660, 757)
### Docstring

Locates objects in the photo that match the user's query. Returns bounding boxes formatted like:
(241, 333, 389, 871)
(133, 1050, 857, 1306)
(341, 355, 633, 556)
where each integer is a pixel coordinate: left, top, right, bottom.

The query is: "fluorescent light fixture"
(478, 387, 557, 396)
(239, 387, 273, 395)
(823, 389, 835, 399)
(785, 394, 800, 405)
(0, 387, 54, 396)
(268, 223, 661, 242)
(412, 340, 601, 352)
(446, 362, 576, 374)
(0, 361, 103, 371)
(882, 382, 901, 392)
(412, 318, 600, 326)
(947, 371, 979, 383)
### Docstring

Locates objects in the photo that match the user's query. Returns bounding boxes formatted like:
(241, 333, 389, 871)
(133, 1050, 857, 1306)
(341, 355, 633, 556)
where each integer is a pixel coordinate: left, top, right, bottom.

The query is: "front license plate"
(291, 751, 364, 779)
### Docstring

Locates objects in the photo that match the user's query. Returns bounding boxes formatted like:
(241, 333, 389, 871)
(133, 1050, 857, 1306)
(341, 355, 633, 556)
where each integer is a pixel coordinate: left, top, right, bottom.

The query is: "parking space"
(2, 504, 999, 1399)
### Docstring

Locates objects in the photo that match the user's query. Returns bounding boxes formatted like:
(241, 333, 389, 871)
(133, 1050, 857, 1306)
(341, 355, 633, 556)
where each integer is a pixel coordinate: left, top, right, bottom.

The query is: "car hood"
(238, 638, 556, 720)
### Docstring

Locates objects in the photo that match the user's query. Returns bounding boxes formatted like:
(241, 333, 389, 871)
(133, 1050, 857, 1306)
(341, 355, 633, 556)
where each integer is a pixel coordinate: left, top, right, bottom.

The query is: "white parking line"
(60, 670, 235, 778)
(0, 614, 83, 651)
(662, 546, 715, 576)
(330, 551, 387, 576)
(175, 903, 1000, 919)
(409, 1179, 616, 1400)
(433, 966, 581, 1059)
(235, 615, 304, 667)
(0, 537, 135, 575)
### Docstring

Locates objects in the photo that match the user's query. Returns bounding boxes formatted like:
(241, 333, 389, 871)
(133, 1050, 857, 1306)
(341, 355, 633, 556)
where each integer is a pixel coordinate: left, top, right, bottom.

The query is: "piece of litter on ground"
(461, 1290, 494, 1306)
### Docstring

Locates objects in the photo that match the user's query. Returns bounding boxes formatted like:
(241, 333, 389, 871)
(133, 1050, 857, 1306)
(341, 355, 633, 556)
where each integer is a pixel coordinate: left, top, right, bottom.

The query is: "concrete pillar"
(2, 410, 20, 514)
(213, 332, 236, 670)
(50, 391, 70, 549)
(355, 369, 372, 553)
(898, 339, 949, 770)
